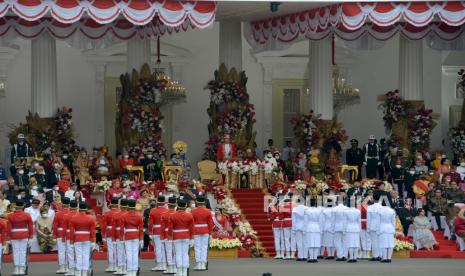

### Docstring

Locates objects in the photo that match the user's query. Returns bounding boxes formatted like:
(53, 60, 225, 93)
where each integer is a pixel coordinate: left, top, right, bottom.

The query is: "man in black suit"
(396, 198, 417, 236)
(375, 181, 393, 207)
(45, 185, 64, 203)
(346, 139, 364, 181)
(47, 166, 63, 189)
(347, 181, 366, 199)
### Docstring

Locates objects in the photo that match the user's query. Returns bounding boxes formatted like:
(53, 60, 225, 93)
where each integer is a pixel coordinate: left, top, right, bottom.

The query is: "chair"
(162, 165, 184, 182)
(197, 160, 222, 182)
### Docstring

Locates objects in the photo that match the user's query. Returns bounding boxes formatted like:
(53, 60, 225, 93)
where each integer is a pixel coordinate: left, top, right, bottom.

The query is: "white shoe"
(65, 268, 75, 276)
(174, 267, 182, 276)
(274, 251, 282, 259)
(194, 262, 201, 271)
(57, 265, 67, 274)
(122, 266, 127, 275)
(13, 266, 20, 275)
(105, 264, 116, 272)
(112, 266, 121, 275)
(202, 262, 207, 270)
(19, 266, 26, 275)
(74, 270, 81, 276)
(290, 251, 296, 259)
(162, 263, 167, 271)
(183, 268, 189, 276)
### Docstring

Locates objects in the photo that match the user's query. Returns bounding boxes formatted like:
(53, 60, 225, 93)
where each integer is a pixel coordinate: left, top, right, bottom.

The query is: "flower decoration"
(209, 238, 242, 250)
(379, 90, 410, 130)
(290, 110, 321, 153)
(94, 179, 112, 192)
(408, 107, 434, 152)
(394, 238, 414, 251)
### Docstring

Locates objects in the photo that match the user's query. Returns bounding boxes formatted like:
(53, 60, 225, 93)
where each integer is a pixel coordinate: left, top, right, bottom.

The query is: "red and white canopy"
(0, 0, 216, 27)
(247, 1, 465, 51)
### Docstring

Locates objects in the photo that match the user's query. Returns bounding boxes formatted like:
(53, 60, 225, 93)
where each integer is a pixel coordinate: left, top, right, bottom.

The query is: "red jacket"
(112, 210, 127, 241)
(455, 216, 465, 234)
(216, 143, 236, 162)
(7, 210, 33, 240)
(161, 209, 176, 240)
(148, 207, 169, 236)
(118, 159, 135, 173)
(0, 220, 6, 244)
(191, 206, 214, 235)
(52, 209, 69, 239)
(167, 210, 194, 240)
(119, 210, 144, 241)
(360, 204, 368, 230)
(270, 209, 281, 228)
(101, 208, 120, 238)
(63, 210, 78, 240)
(69, 213, 96, 243)
(279, 204, 292, 228)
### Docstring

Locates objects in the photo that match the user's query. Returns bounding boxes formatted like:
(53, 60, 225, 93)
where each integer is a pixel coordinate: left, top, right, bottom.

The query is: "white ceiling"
(216, 1, 334, 22)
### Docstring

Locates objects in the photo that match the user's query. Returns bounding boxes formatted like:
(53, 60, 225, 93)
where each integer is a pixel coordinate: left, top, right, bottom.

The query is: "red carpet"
(410, 230, 465, 259)
(231, 189, 276, 257)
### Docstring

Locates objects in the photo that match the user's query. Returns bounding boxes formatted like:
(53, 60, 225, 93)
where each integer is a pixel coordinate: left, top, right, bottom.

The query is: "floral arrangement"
(54, 107, 77, 153)
(217, 159, 276, 176)
(213, 185, 227, 201)
(209, 238, 242, 250)
(379, 90, 409, 131)
(408, 107, 434, 152)
(94, 180, 112, 192)
(294, 180, 308, 192)
(449, 68, 465, 156)
(394, 238, 414, 251)
(166, 180, 179, 193)
(316, 180, 330, 191)
(203, 64, 256, 160)
(290, 110, 321, 153)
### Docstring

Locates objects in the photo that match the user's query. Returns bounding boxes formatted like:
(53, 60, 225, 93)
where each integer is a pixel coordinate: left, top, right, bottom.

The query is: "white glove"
(139, 240, 144, 249)
(189, 239, 194, 248)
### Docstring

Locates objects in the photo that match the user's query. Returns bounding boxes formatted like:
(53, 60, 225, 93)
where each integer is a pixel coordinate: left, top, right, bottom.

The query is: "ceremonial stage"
(1, 258, 463, 276)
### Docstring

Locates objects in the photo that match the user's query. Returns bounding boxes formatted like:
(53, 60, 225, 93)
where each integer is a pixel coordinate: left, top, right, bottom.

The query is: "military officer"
(346, 139, 364, 181)
(10, 133, 33, 163)
(161, 197, 178, 274)
(148, 194, 169, 272)
(119, 199, 144, 276)
(101, 197, 120, 272)
(112, 199, 128, 275)
(191, 195, 214, 270)
(53, 197, 70, 274)
(63, 200, 79, 276)
(363, 135, 381, 179)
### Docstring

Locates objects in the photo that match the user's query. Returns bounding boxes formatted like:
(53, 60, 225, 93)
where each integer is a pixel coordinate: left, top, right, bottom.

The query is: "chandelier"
(155, 37, 186, 105)
(332, 64, 360, 114)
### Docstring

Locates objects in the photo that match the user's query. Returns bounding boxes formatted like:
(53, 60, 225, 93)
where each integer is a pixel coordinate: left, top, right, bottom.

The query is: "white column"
(308, 37, 333, 120)
(127, 38, 151, 73)
(262, 64, 273, 148)
(31, 32, 57, 118)
(92, 62, 106, 147)
(219, 20, 242, 71)
(399, 35, 423, 100)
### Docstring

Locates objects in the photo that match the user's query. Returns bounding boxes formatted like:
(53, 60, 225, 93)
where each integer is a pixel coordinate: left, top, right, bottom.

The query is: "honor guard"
(101, 197, 120, 272)
(119, 199, 144, 276)
(333, 198, 349, 261)
(148, 194, 169, 271)
(291, 199, 307, 261)
(7, 199, 33, 276)
(346, 139, 364, 181)
(367, 191, 383, 261)
(161, 196, 178, 275)
(63, 200, 79, 276)
(191, 195, 214, 271)
(53, 197, 70, 274)
(10, 133, 33, 163)
(322, 197, 336, 259)
(112, 199, 128, 275)
(69, 202, 96, 276)
(279, 195, 294, 259)
(168, 199, 194, 276)
(363, 135, 381, 179)
(378, 200, 396, 262)
(270, 196, 283, 259)
(359, 203, 371, 259)
(304, 202, 323, 263)
(344, 206, 361, 263)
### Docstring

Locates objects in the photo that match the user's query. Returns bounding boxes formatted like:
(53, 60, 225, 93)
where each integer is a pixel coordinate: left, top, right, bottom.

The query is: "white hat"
(369, 134, 375, 140)
(17, 133, 25, 139)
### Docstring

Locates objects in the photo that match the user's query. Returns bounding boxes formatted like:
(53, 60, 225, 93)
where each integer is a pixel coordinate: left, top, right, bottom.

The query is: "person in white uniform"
(378, 202, 396, 262)
(367, 191, 383, 261)
(332, 197, 348, 261)
(304, 202, 323, 262)
(291, 198, 307, 261)
(344, 206, 361, 262)
(322, 197, 336, 259)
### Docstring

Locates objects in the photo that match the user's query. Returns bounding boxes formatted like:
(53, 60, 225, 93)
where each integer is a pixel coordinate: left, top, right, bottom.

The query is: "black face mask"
(150, 204, 156, 208)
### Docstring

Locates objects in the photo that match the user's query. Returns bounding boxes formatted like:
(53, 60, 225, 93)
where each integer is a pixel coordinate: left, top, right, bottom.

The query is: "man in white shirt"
(367, 191, 383, 261)
(378, 201, 396, 262)
(291, 199, 307, 261)
(282, 141, 295, 161)
(332, 196, 348, 261)
(457, 162, 465, 181)
(25, 198, 41, 222)
(64, 183, 78, 200)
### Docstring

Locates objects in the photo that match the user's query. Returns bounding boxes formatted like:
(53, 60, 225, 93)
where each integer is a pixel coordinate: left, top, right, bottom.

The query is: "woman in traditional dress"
(36, 207, 55, 253)
(413, 208, 438, 250)
(212, 208, 231, 239)
(75, 150, 91, 186)
(455, 209, 465, 239)
(137, 188, 153, 212)
(51, 193, 63, 212)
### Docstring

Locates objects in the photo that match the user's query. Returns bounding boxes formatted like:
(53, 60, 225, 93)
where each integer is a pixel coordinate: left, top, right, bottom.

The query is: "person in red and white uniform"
(52, 197, 70, 274)
(112, 199, 128, 275)
(359, 203, 371, 259)
(101, 197, 120, 272)
(119, 199, 144, 276)
(279, 195, 294, 259)
(69, 202, 96, 275)
(168, 199, 194, 276)
(191, 195, 214, 271)
(63, 200, 79, 276)
(291, 198, 307, 261)
(0, 218, 7, 271)
(269, 195, 283, 259)
(148, 194, 168, 272)
(6, 199, 33, 276)
(161, 196, 177, 274)
(216, 134, 236, 162)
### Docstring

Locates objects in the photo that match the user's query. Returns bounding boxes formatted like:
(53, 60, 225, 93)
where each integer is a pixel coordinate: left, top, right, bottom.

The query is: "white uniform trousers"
(272, 228, 283, 253)
(290, 230, 296, 253)
(369, 231, 379, 258)
(174, 239, 190, 269)
(11, 239, 28, 267)
(124, 239, 139, 272)
(74, 241, 91, 271)
(360, 230, 371, 251)
(115, 240, 126, 268)
(165, 240, 175, 265)
(66, 240, 76, 269)
(282, 227, 291, 253)
(194, 234, 209, 263)
(333, 232, 347, 259)
(294, 231, 305, 259)
(106, 238, 116, 266)
(152, 235, 166, 264)
(57, 238, 67, 266)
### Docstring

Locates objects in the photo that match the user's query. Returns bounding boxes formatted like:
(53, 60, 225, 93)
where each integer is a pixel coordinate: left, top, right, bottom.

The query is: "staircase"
(231, 189, 275, 257)
(410, 230, 465, 259)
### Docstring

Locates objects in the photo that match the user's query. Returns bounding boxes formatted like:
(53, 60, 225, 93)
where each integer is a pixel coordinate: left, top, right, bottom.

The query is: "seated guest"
(456, 161, 465, 181)
(13, 166, 29, 188)
(0, 190, 10, 218)
(106, 179, 124, 203)
(47, 166, 63, 189)
(51, 193, 63, 212)
(446, 182, 465, 203)
(35, 207, 55, 253)
(45, 184, 63, 204)
(64, 182, 78, 200)
(445, 202, 460, 238)
(73, 190, 86, 204)
(137, 188, 153, 212)
(438, 158, 452, 181)
(118, 150, 135, 173)
(34, 166, 48, 188)
(347, 181, 365, 199)
(396, 198, 417, 236)
(455, 209, 465, 240)
(0, 161, 6, 186)
(413, 208, 438, 250)
(129, 185, 140, 200)
(414, 159, 429, 175)
(427, 188, 448, 231)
